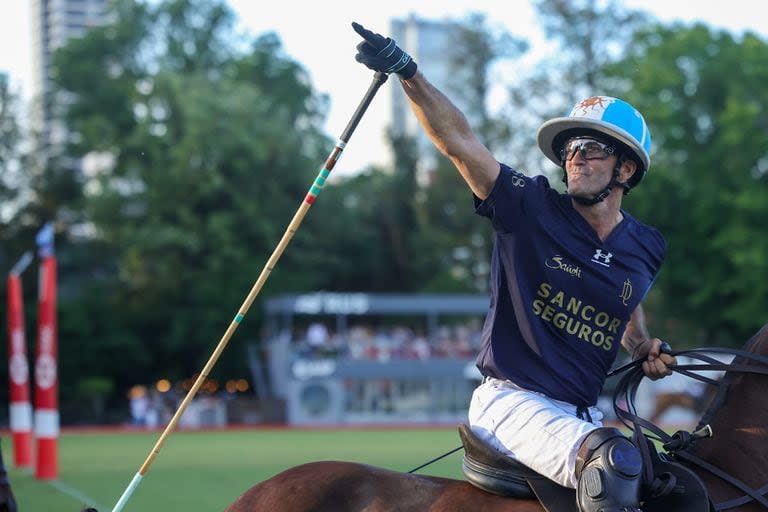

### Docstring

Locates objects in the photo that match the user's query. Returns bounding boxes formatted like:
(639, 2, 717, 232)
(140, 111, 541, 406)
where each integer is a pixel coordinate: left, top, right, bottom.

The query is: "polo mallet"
(110, 71, 389, 512)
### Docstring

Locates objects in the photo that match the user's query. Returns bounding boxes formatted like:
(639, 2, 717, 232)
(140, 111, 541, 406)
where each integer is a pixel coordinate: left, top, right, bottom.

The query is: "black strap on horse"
(407, 445, 464, 474)
(610, 345, 768, 510)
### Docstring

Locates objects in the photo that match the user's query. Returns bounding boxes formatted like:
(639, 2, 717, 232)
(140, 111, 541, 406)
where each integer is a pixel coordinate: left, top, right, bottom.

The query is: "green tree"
(48, 0, 335, 409)
(0, 75, 21, 208)
(0, 73, 26, 259)
(446, 13, 528, 152)
(504, 0, 651, 174)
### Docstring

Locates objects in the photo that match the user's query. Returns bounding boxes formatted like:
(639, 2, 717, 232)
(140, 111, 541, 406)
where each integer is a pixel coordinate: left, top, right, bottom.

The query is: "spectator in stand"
(306, 322, 330, 355)
(129, 385, 149, 427)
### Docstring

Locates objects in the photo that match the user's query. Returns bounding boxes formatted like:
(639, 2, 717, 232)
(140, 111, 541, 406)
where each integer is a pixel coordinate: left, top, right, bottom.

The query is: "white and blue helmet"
(537, 96, 652, 188)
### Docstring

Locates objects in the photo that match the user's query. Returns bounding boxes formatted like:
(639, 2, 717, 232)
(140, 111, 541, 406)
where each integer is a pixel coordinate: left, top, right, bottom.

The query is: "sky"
(1, 0, 766, 175)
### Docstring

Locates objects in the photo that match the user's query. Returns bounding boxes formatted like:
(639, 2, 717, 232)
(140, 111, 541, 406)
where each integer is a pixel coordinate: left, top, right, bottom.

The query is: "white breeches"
(468, 377, 604, 488)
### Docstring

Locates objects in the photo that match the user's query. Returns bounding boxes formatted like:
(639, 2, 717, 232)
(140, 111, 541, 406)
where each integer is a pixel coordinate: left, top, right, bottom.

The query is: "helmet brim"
(537, 117, 650, 173)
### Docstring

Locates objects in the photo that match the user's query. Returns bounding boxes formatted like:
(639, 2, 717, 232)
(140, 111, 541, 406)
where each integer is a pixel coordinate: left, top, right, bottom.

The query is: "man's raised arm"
(352, 22, 499, 199)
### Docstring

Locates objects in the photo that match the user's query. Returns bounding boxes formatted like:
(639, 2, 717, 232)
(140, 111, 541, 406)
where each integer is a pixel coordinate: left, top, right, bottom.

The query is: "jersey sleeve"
(648, 227, 666, 275)
(631, 219, 667, 277)
(631, 222, 667, 303)
(474, 163, 552, 233)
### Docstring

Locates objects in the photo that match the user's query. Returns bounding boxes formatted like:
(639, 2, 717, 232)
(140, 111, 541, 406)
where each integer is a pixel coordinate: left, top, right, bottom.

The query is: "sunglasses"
(560, 138, 616, 163)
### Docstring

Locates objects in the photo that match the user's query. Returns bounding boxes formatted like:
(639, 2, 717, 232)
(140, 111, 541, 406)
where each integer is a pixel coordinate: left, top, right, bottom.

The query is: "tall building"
(29, 0, 112, 158)
(384, 15, 479, 183)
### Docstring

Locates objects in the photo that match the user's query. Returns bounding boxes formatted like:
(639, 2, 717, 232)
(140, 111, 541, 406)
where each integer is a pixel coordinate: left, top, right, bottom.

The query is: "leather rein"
(609, 346, 768, 510)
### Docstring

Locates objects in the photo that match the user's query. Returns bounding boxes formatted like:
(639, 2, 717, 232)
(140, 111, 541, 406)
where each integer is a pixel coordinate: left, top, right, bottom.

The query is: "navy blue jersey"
(474, 164, 666, 407)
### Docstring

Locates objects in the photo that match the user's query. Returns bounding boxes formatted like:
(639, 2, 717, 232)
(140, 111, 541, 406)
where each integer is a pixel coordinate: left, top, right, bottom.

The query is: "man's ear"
(620, 158, 638, 182)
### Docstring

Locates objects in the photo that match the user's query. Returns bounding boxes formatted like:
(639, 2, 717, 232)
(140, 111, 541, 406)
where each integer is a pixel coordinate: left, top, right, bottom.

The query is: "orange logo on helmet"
(575, 96, 610, 114)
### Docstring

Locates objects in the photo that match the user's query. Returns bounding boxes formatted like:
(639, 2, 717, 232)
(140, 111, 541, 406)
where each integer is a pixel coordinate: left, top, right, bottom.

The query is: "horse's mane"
(731, 324, 768, 358)
(696, 323, 768, 431)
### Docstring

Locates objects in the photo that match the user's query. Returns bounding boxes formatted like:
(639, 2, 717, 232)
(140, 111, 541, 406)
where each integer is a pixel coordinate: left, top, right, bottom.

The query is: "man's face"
(561, 137, 618, 199)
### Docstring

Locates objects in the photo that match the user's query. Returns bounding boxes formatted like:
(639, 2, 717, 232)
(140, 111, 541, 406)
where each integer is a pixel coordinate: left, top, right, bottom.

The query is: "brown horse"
(225, 324, 768, 512)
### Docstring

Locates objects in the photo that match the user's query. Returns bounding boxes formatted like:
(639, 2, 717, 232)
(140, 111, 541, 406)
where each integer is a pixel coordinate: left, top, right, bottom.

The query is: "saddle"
(458, 423, 712, 512)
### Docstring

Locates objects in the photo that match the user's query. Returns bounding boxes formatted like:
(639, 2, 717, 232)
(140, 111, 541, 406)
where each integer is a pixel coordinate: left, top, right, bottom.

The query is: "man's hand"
(352, 22, 418, 79)
(636, 338, 676, 380)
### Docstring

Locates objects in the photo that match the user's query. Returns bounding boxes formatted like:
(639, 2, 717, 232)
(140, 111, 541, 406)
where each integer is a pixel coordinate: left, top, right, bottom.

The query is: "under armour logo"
(591, 249, 613, 267)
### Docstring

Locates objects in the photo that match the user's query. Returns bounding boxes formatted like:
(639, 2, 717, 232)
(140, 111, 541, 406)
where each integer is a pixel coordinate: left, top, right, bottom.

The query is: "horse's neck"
(689, 368, 768, 503)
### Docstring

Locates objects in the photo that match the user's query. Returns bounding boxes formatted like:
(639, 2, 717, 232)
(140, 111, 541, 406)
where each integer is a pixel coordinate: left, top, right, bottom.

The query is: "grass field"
(5, 427, 466, 511)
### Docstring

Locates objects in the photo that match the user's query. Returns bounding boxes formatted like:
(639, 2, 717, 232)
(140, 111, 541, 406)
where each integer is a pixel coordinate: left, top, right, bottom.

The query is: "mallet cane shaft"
(110, 71, 389, 512)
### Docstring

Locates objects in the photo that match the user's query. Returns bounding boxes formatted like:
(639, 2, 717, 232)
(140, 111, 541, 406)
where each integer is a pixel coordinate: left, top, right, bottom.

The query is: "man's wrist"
(626, 337, 651, 359)
(396, 60, 417, 80)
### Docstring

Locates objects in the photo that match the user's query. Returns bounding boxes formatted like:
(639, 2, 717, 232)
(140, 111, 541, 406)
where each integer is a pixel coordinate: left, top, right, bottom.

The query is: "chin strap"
(563, 157, 632, 206)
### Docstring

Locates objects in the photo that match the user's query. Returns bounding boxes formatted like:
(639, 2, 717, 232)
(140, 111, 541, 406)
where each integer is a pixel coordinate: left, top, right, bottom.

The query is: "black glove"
(352, 22, 418, 79)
